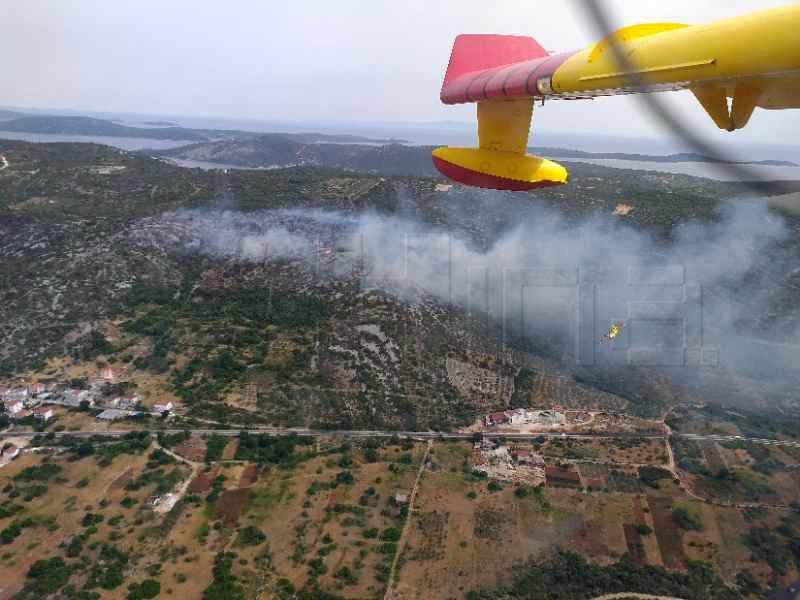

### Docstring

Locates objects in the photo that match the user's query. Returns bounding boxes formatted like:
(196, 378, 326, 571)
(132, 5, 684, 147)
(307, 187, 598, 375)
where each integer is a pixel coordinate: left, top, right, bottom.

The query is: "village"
(0, 366, 174, 428)
(469, 406, 666, 436)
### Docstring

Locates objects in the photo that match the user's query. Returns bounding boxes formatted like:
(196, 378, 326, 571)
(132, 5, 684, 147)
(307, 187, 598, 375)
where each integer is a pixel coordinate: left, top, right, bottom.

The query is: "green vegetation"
(13, 462, 62, 482)
(742, 526, 796, 576)
(204, 435, 229, 462)
(127, 579, 161, 600)
(722, 440, 781, 475)
(125, 466, 184, 495)
(0, 501, 23, 518)
(466, 550, 740, 600)
(334, 565, 357, 585)
(672, 506, 704, 531)
(669, 436, 711, 477)
(203, 552, 245, 600)
(1, 518, 34, 544)
(15, 556, 73, 599)
(157, 430, 191, 448)
(235, 432, 312, 466)
(123, 286, 329, 421)
(71, 330, 115, 361)
(638, 465, 673, 489)
(146, 448, 175, 468)
(66, 535, 84, 557)
(336, 471, 355, 485)
(81, 513, 104, 527)
(86, 544, 129, 590)
(234, 525, 266, 547)
(94, 432, 151, 466)
(380, 527, 401, 542)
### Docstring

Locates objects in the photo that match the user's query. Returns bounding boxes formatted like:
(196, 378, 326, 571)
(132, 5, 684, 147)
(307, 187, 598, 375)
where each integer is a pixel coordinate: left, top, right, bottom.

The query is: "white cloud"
(1, 1, 797, 142)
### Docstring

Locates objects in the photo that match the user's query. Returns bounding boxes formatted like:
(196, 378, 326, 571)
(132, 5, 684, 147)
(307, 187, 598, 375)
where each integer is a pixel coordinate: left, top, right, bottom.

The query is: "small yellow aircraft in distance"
(601, 321, 625, 344)
(432, 4, 800, 191)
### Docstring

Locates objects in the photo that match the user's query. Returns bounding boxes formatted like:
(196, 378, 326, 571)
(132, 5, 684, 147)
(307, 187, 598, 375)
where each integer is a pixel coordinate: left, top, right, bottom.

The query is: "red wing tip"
(432, 155, 564, 191)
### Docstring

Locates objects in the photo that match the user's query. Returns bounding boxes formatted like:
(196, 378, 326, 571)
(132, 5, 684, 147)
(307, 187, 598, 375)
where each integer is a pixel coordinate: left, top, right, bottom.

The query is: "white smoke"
(147, 198, 800, 383)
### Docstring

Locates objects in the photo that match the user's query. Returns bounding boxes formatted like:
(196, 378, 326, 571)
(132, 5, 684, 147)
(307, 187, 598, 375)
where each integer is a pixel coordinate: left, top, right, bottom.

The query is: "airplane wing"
(433, 34, 569, 191)
(433, 4, 800, 190)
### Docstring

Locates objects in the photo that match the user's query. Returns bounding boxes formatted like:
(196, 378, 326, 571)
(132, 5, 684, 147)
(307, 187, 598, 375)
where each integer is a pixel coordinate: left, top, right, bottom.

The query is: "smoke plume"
(141, 195, 800, 388)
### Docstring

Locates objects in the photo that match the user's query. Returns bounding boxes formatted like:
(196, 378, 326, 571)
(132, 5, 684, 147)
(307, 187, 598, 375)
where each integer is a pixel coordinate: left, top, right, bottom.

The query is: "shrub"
(1, 520, 25, 544)
(334, 565, 357, 585)
(203, 552, 245, 599)
(127, 579, 161, 600)
(378, 542, 397, 554)
(638, 466, 673, 489)
(308, 557, 327, 576)
(380, 527, 401, 542)
(25, 556, 72, 595)
(336, 471, 354, 485)
(14, 463, 62, 482)
(82, 513, 104, 527)
(67, 536, 84, 557)
(234, 526, 266, 547)
(672, 506, 703, 531)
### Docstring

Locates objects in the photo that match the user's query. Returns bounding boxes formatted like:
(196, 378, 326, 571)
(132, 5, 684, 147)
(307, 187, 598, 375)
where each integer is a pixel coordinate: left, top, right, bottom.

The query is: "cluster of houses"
(473, 438, 547, 483)
(483, 408, 566, 428)
(1, 369, 175, 424)
(2, 384, 59, 422)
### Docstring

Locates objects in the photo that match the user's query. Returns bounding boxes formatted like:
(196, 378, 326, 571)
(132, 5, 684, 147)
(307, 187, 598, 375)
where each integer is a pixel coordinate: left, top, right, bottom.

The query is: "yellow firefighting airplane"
(432, 4, 800, 190)
(601, 321, 625, 344)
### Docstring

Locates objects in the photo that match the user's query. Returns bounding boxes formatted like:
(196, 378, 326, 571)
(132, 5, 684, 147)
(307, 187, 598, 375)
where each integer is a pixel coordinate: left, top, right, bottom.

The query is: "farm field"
(0, 435, 797, 599)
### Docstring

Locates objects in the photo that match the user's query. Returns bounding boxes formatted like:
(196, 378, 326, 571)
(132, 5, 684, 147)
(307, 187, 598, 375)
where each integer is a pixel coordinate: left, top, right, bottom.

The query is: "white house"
(115, 396, 140, 410)
(3, 399, 24, 416)
(33, 406, 54, 421)
(7, 388, 28, 400)
(152, 401, 174, 414)
(1, 444, 20, 459)
(507, 409, 527, 425)
(62, 390, 93, 407)
(512, 449, 545, 467)
(536, 410, 566, 426)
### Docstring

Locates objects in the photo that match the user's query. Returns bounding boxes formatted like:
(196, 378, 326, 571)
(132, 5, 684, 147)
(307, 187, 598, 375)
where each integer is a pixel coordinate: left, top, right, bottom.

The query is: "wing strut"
(432, 98, 567, 190)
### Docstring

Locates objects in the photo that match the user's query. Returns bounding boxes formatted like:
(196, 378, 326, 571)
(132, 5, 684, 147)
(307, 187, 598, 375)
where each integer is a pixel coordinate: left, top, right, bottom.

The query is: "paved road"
(679, 432, 800, 449)
(5, 427, 800, 449)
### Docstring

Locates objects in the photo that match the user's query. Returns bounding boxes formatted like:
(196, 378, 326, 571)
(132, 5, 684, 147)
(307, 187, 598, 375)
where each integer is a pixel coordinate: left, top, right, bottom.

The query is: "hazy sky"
(2, 1, 798, 143)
